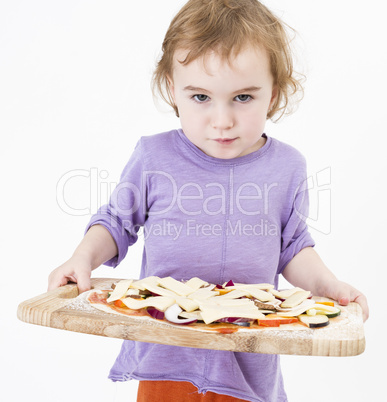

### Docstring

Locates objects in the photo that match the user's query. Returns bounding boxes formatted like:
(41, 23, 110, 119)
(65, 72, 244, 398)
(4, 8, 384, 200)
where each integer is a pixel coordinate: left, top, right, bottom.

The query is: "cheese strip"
(184, 277, 209, 291)
(131, 276, 160, 290)
(212, 289, 247, 300)
(122, 296, 176, 312)
(200, 298, 252, 308)
(125, 288, 140, 297)
(222, 287, 274, 302)
(276, 299, 315, 317)
(270, 287, 304, 299)
(232, 283, 274, 290)
(159, 277, 195, 296)
(224, 285, 275, 301)
(245, 288, 275, 302)
(200, 305, 265, 324)
(188, 288, 219, 300)
(106, 280, 133, 303)
(280, 290, 311, 308)
(176, 297, 200, 312)
(142, 284, 178, 298)
(179, 310, 203, 320)
(276, 298, 315, 312)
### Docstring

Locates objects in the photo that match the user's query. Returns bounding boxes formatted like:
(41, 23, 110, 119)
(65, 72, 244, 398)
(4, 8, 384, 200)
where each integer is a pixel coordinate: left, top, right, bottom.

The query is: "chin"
(211, 151, 241, 159)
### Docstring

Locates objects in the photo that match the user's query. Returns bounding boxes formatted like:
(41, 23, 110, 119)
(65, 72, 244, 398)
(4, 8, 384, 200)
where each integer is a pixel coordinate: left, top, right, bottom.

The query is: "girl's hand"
(48, 254, 92, 294)
(324, 280, 369, 322)
(47, 225, 118, 294)
(282, 248, 369, 322)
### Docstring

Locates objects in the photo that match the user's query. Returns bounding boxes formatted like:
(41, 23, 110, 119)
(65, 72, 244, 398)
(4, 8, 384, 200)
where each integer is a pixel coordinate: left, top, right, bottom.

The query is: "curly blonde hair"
(152, 0, 303, 121)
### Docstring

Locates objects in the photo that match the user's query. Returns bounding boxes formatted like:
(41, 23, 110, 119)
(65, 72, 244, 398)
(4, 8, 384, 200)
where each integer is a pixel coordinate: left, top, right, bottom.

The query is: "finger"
(48, 272, 69, 291)
(333, 288, 350, 306)
(354, 293, 369, 322)
(75, 271, 91, 294)
(66, 275, 77, 284)
(338, 296, 350, 306)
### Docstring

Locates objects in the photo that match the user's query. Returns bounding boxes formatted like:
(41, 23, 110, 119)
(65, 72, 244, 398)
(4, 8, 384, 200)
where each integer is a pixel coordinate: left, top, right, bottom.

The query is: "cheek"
(179, 103, 207, 127)
(179, 108, 196, 128)
(240, 110, 266, 129)
(178, 108, 203, 142)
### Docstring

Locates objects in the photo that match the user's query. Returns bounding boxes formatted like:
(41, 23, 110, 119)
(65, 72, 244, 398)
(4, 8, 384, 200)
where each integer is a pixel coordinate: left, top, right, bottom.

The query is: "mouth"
(214, 138, 237, 145)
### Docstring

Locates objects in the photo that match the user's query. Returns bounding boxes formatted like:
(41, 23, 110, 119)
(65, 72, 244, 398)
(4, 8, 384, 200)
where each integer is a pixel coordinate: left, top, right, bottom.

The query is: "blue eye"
(193, 94, 209, 103)
(235, 94, 252, 102)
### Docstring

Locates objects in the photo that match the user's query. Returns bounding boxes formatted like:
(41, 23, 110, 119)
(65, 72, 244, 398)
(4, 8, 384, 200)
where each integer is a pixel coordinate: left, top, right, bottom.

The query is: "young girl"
(48, 1, 369, 401)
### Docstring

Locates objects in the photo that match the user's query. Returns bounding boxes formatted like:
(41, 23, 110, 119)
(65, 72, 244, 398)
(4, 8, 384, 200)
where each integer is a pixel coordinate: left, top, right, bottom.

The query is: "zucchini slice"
(299, 314, 330, 328)
(313, 304, 341, 318)
(317, 308, 341, 318)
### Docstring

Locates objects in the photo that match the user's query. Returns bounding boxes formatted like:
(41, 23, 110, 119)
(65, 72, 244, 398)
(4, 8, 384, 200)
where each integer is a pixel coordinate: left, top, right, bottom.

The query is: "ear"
(167, 75, 176, 103)
(269, 85, 279, 110)
(166, 74, 180, 118)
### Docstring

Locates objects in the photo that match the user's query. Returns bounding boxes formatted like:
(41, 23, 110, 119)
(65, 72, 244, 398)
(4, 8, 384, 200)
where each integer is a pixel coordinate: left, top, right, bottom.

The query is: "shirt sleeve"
(277, 167, 315, 275)
(85, 140, 147, 267)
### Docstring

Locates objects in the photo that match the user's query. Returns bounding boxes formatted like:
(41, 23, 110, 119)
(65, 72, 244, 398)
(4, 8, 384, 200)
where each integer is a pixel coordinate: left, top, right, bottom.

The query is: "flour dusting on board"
(66, 289, 109, 312)
(313, 306, 364, 340)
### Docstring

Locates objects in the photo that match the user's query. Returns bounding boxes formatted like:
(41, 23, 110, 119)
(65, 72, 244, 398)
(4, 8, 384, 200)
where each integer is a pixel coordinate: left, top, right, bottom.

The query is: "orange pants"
(137, 380, 249, 402)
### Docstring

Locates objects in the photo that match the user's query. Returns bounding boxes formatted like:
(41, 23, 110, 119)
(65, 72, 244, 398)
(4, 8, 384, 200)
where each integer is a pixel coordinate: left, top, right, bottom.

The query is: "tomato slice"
(258, 318, 281, 327)
(114, 299, 128, 308)
(260, 314, 298, 325)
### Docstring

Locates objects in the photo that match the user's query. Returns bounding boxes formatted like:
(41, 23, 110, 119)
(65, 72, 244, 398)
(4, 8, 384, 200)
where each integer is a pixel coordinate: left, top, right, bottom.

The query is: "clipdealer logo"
(56, 168, 117, 216)
(56, 166, 332, 236)
(56, 168, 278, 217)
(294, 167, 331, 235)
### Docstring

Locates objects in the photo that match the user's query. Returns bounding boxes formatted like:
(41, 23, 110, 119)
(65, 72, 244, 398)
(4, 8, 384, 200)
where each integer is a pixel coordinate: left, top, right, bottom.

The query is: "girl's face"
(169, 46, 278, 159)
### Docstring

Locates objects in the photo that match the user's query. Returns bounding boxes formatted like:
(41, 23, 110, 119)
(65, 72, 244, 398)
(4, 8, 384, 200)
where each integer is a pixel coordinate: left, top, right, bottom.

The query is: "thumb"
(327, 280, 350, 306)
(338, 296, 350, 306)
(75, 271, 91, 294)
(329, 287, 350, 306)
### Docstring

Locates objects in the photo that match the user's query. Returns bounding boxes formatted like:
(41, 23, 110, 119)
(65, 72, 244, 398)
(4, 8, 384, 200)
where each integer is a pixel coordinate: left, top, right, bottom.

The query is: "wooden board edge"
(310, 301, 366, 357)
(312, 336, 366, 357)
(16, 278, 117, 326)
(48, 306, 315, 356)
(48, 308, 314, 355)
(17, 284, 78, 326)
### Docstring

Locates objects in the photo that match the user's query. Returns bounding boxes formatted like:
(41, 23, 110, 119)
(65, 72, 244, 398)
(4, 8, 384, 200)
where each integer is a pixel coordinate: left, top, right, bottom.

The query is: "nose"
(210, 104, 234, 130)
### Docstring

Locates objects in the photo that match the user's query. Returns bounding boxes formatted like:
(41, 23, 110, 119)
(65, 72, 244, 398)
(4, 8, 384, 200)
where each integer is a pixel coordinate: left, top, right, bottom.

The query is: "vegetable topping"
(98, 276, 341, 328)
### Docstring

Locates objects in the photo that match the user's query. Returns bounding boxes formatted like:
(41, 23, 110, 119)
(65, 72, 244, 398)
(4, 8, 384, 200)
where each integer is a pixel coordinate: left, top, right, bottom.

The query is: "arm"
(282, 246, 369, 321)
(48, 224, 118, 293)
(48, 141, 147, 293)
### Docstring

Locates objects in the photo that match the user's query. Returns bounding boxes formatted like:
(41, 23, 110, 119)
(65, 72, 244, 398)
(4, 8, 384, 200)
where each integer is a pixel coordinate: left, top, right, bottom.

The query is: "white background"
(1, 1, 385, 401)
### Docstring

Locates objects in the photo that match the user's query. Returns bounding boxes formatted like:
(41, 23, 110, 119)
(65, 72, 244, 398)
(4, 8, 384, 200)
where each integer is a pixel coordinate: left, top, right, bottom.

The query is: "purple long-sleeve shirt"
(86, 129, 314, 402)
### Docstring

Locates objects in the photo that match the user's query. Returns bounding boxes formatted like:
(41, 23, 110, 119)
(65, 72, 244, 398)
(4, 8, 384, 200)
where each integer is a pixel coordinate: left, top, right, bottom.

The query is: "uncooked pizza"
(87, 276, 341, 331)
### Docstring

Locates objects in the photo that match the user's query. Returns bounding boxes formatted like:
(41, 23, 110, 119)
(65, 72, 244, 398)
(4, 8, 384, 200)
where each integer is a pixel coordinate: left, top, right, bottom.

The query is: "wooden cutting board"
(17, 278, 365, 356)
